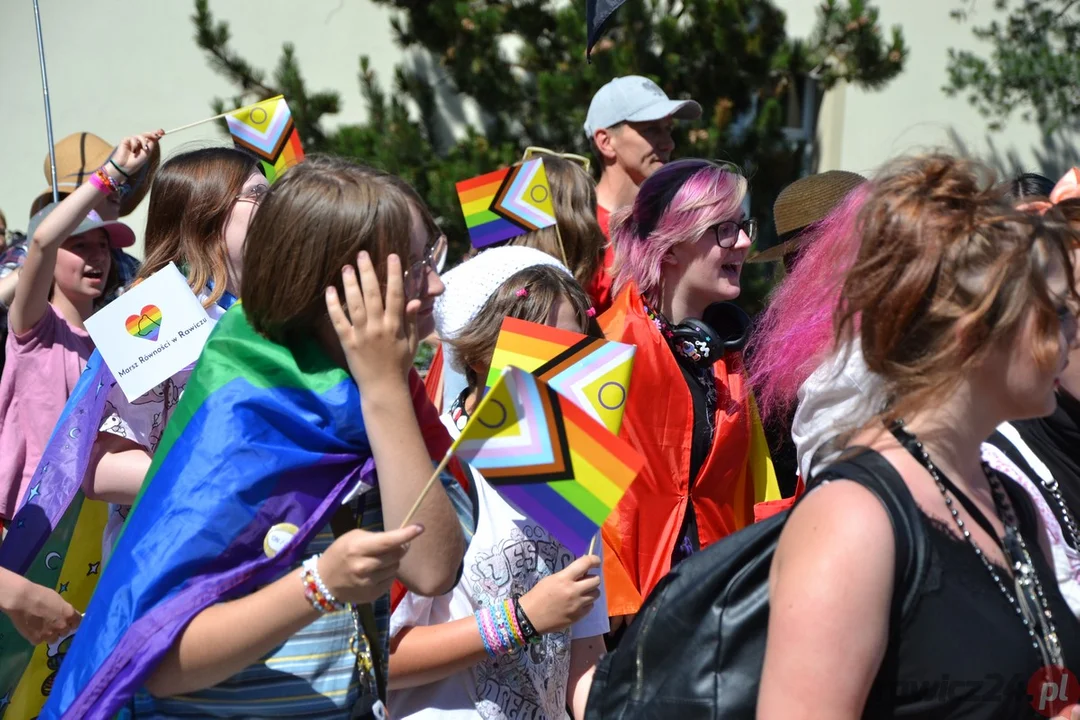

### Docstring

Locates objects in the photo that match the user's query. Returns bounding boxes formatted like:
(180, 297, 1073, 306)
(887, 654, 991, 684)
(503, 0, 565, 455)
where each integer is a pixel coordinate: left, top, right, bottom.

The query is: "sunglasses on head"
(521, 146, 591, 174)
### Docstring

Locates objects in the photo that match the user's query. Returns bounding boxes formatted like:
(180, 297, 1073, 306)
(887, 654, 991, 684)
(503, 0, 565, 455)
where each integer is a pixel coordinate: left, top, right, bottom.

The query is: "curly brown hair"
(448, 265, 601, 390)
(836, 154, 1080, 423)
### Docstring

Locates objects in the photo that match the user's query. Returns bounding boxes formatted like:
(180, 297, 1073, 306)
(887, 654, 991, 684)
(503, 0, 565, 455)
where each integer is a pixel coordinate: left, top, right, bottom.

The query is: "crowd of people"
(0, 72, 1079, 720)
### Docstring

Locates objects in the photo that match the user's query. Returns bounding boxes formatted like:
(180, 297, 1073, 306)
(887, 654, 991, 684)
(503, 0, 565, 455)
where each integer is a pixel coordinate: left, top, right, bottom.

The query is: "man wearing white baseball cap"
(583, 76, 701, 311)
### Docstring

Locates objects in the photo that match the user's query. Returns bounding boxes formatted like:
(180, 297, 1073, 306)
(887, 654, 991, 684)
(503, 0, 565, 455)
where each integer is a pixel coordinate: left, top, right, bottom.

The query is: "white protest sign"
(85, 263, 215, 401)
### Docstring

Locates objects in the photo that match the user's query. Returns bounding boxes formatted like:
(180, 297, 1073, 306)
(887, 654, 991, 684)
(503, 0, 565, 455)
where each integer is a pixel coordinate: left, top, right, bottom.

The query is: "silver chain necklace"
(897, 422, 1064, 669)
(1040, 474, 1080, 552)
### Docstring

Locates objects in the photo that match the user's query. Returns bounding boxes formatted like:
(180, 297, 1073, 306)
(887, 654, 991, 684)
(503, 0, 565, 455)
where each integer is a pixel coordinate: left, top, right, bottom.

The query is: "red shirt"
(586, 205, 615, 315)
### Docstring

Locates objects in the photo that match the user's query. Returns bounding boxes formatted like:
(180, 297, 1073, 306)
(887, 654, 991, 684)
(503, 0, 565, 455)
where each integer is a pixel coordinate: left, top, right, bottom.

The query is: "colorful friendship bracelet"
(88, 166, 133, 198)
(501, 599, 525, 646)
(475, 611, 497, 657)
(475, 602, 530, 658)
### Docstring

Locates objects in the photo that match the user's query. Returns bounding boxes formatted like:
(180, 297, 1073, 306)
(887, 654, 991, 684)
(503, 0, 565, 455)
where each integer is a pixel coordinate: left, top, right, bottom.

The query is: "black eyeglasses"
(710, 218, 757, 248)
(404, 234, 448, 300)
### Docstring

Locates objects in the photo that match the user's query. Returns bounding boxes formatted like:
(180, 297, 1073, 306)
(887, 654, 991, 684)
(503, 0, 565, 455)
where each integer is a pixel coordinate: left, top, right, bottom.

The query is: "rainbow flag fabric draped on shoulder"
(42, 307, 372, 720)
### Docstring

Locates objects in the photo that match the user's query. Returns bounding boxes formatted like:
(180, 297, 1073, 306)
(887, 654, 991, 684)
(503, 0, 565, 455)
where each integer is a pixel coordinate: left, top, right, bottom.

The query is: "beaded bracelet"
(300, 555, 346, 614)
(88, 167, 129, 198)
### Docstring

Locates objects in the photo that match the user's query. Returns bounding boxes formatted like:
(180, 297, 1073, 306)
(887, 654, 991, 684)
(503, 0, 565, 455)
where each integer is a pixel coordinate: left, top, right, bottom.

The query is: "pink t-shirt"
(0, 305, 94, 520)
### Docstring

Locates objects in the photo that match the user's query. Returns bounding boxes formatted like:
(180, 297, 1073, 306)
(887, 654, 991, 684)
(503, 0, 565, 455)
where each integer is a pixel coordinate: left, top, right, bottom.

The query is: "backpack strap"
(811, 449, 929, 620)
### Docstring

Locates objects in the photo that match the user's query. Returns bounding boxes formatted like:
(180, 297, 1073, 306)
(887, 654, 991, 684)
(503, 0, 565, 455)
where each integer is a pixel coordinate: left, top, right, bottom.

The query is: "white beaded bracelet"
(301, 554, 346, 613)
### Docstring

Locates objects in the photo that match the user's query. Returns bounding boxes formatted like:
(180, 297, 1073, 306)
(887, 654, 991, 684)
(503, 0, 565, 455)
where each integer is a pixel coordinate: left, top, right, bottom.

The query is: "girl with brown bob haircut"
(131, 155, 466, 717)
(390, 249, 609, 719)
(759, 154, 1080, 718)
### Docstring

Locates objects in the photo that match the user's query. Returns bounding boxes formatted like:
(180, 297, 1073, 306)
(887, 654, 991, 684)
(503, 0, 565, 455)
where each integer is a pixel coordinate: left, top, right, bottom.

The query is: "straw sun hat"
(749, 170, 866, 263)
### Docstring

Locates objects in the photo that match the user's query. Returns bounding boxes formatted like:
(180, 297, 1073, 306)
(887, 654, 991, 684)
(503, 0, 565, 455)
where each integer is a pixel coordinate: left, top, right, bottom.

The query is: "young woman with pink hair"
(597, 159, 781, 641)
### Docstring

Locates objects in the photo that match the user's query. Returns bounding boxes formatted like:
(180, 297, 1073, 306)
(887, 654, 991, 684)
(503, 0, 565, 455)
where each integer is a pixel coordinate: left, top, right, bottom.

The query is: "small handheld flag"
(453, 366, 644, 557)
(456, 159, 557, 249)
(226, 95, 305, 183)
(486, 317, 635, 435)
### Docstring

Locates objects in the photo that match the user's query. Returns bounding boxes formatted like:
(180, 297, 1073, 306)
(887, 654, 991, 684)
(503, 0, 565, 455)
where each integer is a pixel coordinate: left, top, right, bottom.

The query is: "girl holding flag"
(45, 156, 465, 719)
(389, 246, 608, 720)
(0, 131, 158, 531)
(0, 144, 265, 719)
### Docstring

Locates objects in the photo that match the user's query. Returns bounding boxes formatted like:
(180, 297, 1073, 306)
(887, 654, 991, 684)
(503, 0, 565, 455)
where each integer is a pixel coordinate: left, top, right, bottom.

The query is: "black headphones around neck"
(668, 302, 751, 368)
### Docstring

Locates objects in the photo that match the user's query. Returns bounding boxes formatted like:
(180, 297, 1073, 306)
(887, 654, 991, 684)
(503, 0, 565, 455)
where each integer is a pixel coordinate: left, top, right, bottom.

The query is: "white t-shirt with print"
(388, 413, 610, 720)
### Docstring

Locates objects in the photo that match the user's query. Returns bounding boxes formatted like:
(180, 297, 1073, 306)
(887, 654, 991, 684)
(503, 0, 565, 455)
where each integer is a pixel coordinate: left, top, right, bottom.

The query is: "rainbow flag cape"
(486, 317, 635, 435)
(455, 159, 556, 249)
(453, 366, 644, 557)
(226, 95, 305, 183)
(42, 307, 375, 719)
(0, 352, 114, 719)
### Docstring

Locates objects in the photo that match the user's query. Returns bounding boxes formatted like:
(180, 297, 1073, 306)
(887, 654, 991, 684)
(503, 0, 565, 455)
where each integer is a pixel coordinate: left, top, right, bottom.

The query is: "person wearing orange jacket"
(598, 159, 784, 642)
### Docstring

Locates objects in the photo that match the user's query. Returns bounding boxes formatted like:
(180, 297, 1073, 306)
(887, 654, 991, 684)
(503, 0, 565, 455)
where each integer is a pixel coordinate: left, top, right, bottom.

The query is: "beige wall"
(5, 0, 1075, 253)
(0, 0, 405, 256)
(775, 0, 1078, 180)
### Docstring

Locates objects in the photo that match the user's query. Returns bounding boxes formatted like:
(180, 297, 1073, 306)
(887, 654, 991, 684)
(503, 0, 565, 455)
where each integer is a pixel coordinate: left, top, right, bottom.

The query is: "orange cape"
(599, 285, 782, 615)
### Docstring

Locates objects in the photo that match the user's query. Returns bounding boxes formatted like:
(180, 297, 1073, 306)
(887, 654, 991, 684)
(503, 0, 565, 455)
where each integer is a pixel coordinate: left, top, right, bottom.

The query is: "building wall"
(0, 0, 405, 255)
(4, 0, 1075, 255)
(776, 0, 1078, 181)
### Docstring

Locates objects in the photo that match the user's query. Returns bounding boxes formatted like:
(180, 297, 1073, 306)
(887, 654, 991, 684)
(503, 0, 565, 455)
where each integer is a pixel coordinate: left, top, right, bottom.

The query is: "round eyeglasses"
(235, 185, 270, 205)
(404, 234, 448, 300)
(710, 218, 757, 248)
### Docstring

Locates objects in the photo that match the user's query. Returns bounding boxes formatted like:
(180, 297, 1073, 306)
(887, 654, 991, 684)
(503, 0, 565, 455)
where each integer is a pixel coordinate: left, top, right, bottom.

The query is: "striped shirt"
(129, 487, 389, 718)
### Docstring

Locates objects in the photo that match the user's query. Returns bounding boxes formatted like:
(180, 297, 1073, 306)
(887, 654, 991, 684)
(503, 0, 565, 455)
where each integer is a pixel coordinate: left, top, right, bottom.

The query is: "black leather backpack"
(584, 450, 929, 719)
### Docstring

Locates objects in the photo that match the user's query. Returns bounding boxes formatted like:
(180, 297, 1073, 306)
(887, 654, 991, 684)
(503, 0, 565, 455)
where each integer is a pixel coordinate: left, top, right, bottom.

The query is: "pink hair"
(748, 184, 870, 423)
(610, 160, 748, 305)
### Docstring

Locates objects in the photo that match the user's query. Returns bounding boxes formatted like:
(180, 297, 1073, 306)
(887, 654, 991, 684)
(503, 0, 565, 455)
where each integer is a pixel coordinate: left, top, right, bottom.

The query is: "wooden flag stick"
(164, 110, 234, 136)
(399, 449, 454, 529)
(586, 533, 598, 557)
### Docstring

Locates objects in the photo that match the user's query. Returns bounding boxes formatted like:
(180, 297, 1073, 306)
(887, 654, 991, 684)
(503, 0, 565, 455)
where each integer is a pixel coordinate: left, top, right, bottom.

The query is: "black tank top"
(864, 474, 1080, 718)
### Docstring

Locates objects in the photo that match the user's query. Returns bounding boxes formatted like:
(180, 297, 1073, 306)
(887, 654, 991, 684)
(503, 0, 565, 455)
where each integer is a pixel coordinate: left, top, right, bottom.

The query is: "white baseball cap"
(583, 75, 702, 139)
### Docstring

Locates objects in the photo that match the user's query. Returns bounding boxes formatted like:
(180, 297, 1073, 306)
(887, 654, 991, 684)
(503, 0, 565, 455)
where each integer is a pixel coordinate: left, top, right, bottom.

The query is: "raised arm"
(8, 131, 161, 334)
(757, 481, 895, 720)
(326, 252, 464, 596)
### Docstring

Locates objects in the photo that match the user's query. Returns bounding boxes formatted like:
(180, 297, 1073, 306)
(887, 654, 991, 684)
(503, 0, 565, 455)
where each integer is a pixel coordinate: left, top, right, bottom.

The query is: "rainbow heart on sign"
(125, 305, 162, 341)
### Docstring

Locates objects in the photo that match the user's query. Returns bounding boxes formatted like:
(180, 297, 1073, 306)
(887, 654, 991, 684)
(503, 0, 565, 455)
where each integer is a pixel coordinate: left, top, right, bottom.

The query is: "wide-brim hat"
(30, 132, 160, 218)
(749, 170, 866, 263)
(27, 202, 136, 249)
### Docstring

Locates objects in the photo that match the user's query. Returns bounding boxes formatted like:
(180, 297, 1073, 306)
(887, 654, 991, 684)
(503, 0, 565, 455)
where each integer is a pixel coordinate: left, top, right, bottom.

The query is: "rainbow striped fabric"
(486, 317, 636, 435)
(455, 159, 557, 249)
(41, 307, 374, 719)
(452, 366, 643, 557)
(226, 95, 305, 183)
